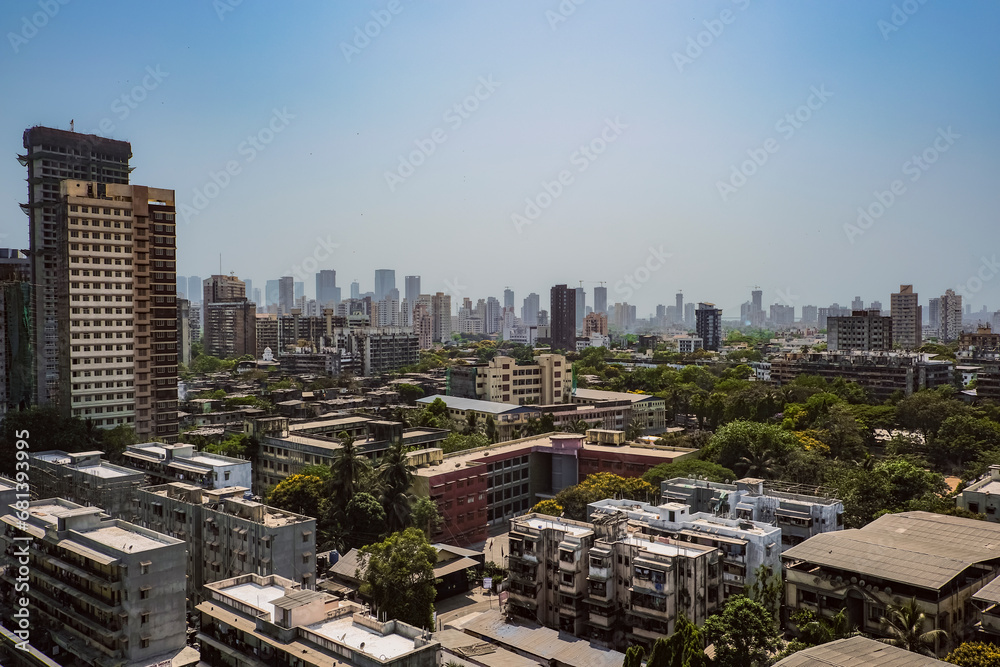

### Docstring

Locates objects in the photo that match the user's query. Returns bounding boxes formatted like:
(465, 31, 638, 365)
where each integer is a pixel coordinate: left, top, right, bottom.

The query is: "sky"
(2, 0, 999, 319)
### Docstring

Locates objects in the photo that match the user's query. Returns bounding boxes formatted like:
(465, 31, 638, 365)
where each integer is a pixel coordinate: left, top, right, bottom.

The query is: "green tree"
(531, 499, 563, 517)
(411, 496, 443, 539)
(642, 459, 736, 488)
(879, 597, 948, 656)
(945, 641, 1000, 666)
(330, 432, 371, 509)
(1, 407, 104, 476)
(554, 473, 657, 521)
(267, 474, 326, 515)
(440, 431, 490, 454)
(357, 528, 437, 629)
(622, 645, 645, 667)
(377, 441, 416, 533)
(343, 492, 388, 549)
(936, 415, 1000, 471)
(747, 564, 781, 621)
(645, 613, 709, 667)
(896, 389, 967, 440)
(700, 420, 796, 474)
(396, 383, 424, 404)
(703, 595, 780, 667)
(485, 414, 499, 443)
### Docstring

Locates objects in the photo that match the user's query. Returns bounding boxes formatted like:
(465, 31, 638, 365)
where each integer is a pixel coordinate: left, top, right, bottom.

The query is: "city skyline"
(2, 1, 999, 315)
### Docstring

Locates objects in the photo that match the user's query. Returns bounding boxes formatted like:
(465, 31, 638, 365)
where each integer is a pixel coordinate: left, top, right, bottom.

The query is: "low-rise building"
(782, 511, 1000, 656)
(572, 388, 667, 435)
(446, 354, 573, 406)
(588, 499, 780, 599)
(29, 450, 146, 520)
(0, 499, 195, 667)
(196, 573, 439, 667)
(773, 635, 950, 666)
(676, 336, 703, 354)
(770, 351, 954, 401)
(660, 477, 843, 550)
(136, 483, 316, 606)
(413, 433, 695, 547)
(956, 464, 1000, 520)
(122, 441, 252, 489)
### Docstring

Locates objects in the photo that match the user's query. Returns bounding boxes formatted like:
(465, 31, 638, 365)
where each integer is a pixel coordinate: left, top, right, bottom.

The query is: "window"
(140, 562, 150, 575)
(141, 613, 149, 625)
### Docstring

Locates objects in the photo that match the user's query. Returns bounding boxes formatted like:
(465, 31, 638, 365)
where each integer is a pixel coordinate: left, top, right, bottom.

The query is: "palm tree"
(330, 431, 371, 509)
(377, 440, 416, 533)
(879, 597, 948, 655)
(737, 442, 776, 478)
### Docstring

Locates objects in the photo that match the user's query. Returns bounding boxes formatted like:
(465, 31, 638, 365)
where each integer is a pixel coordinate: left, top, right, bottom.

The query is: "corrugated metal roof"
(773, 636, 949, 666)
(973, 574, 1000, 604)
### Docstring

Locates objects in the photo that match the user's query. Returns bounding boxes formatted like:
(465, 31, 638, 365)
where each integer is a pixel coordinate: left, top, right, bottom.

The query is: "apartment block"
(0, 499, 194, 667)
(940, 288, 963, 342)
(572, 388, 666, 435)
(958, 324, 1000, 358)
(122, 442, 251, 489)
(197, 573, 438, 667)
(508, 512, 722, 653)
(676, 336, 703, 354)
(432, 292, 452, 343)
(583, 312, 608, 337)
(55, 180, 179, 440)
(956, 465, 1000, 520)
(202, 274, 256, 358)
(412, 432, 693, 546)
(783, 511, 1000, 657)
(137, 483, 316, 606)
(588, 499, 780, 600)
(770, 351, 954, 401)
(0, 267, 32, 416)
(446, 353, 572, 405)
(890, 284, 922, 349)
(660, 477, 843, 550)
(550, 285, 576, 352)
(826, 310, 892, 352)
(30, 450, 146, 521)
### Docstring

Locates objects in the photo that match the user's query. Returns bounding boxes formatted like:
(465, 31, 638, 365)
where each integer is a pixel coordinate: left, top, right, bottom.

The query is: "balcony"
(588, 565, 611, 581)
(588, 609, 616, 628)
(630, 625, 667, 641)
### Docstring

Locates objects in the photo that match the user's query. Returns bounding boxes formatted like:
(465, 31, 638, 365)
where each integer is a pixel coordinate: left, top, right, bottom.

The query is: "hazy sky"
(2, 0, 999, 318)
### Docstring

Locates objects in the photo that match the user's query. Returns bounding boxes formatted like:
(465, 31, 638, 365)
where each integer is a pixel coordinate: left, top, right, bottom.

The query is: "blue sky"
(1, 0, 998, 318)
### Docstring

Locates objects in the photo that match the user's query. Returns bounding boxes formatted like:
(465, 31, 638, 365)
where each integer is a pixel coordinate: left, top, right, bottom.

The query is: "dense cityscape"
(3, 2, 1000, 667)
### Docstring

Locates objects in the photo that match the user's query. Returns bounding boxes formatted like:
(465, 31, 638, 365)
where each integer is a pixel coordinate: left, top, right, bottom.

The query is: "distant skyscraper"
(504, 288, 514, 309)
(351, 281, 360, 300)
(203, 274, 246, 304)
(684, 302, 696, 327)
(940, 289, 963, 342)
(869, 300, 883, 314)
(551, 285, 576, 352)
(244, 279, 253, 302)
(176, 276, 187, 299)
(265, 280, 279, 308)
(852, 296, 864, 311)
(594, 286, 608, 314)
(522, 293, 540, 326)
(252, 288, 261, 305)
(890, 285, 922, 349)
(431, 292, 452, 343)
(375, 269, 395, 301)
(696, 303, 722, 351)
(316, 270, 338, 307)
(405, 275, 421, 306)
(294, 281, 304, 300)
(575, 287, 585, 333)
(927, 298, 941, 330)
(801, 305, 818, 324)
(203, 275, 256, 358)
(751, 289, 762, 312)
(278, 276, 294, 315)
(188, 276, 203, 303)
(675, 292, 683, 317)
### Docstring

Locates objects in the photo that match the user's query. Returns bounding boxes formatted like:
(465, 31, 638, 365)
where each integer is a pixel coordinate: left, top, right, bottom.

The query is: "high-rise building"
(294, 280, 304, 300)
(504, 288, 514, 309)
(316, 269, 337, 308)
(801, 305, 818, 324)
(852, 296, 864, 311)
(521, 292, 540, 326)
(375, 269, 395, 301)
(203, 275, 256, 358)
(696, 302, 722, 351)
(890, 284, 922, 349)
(827, 310, 893, 351)
(684, 302, 696, 327)
(188, 275, 202, 302)
(594, 285, 608, 314)
(583, 312, 608, 337)
(575, 287, 586, 333)
(243, 278, 253, 302)
(21, 126, 132, 405)
(769, 304, 795, 328)
(550, 284, 576, 352)
(176, 276, 187, 299)
(1, 250, 33, 415)
(178, 298, 192, 366)
(350, 280, 360, 299)
(404, 275, 421, 305)
(676, 291, 684, 317)
(927, 297, 941, 329)
(431, 292, 452, 343)
(941, 289, 963, 342)
(485, 296, 502, 334)
(413, 301, 432, 349)
(56, 180, 179, 440)
(252, 287, 261, 305)
(265, 279, 279, 308)
(278, 276, 294, 315)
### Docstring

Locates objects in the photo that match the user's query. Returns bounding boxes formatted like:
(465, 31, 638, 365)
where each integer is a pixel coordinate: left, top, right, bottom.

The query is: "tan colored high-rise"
(56, 180, 178, 441)
(431, 292, 451, 343)
(890, 284, 922, 349)
(940, 288, 963, 342)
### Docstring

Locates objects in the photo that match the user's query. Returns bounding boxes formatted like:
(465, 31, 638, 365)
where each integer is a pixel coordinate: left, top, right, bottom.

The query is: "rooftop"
(221, 581, 287, 621)
(513, 514, 593, 538)
(416, 394, 538, 415)
(772, 635, 948, 666)
(306, 617, 416, 660)
(572, 388, 655, 403)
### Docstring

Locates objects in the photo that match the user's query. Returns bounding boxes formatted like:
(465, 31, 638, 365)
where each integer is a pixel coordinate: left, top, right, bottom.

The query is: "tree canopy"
(358, 528, 437, 629)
